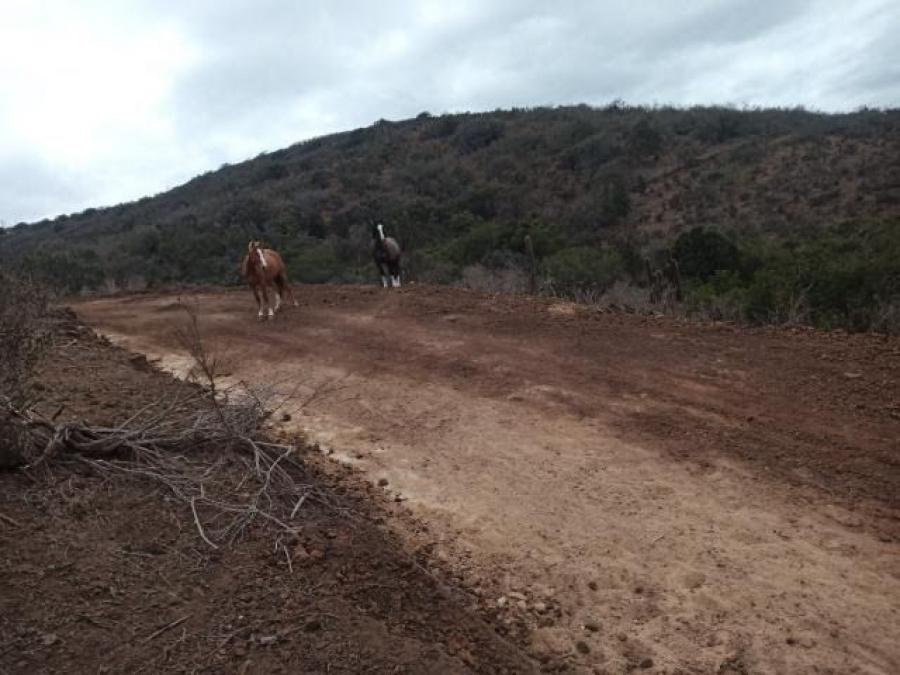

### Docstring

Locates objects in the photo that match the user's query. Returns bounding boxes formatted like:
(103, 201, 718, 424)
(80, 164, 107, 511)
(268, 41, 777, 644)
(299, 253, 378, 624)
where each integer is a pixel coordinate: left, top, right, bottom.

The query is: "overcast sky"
(1, 0, 897, 225)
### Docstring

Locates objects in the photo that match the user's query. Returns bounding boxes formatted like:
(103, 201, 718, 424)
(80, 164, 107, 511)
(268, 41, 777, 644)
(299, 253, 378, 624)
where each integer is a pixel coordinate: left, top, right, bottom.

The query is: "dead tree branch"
(2, 301, 338, 549)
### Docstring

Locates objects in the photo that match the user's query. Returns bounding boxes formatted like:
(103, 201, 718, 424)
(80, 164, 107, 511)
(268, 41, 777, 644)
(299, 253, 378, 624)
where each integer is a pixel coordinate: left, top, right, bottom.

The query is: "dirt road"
(74, 285, 900, 674)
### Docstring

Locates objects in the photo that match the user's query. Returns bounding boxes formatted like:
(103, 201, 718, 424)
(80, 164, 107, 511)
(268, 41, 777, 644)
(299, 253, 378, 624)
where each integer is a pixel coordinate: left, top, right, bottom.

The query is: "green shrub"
(285, 242, 343, 284)
(562, 135, 621, 172)
(626, 118, 663, 160)
(680, 221, 900, 331)
(453, 118, 505, 154)
(421, 115, 459, 140)
(442, 220, 513, 265)
(674, 227, 741, 281)
(544, 246, 624, 294)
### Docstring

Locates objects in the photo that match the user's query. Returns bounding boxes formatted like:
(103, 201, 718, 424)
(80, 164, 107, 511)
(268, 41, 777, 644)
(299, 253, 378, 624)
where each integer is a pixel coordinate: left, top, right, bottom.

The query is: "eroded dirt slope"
(0, 310, 535, 675)
(74, 285, 900, 674)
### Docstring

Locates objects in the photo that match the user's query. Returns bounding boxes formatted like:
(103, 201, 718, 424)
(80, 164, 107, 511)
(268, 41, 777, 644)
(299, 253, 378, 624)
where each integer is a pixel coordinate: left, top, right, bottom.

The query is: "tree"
(674, 227, 741, 281)
(626, 118, 662, 160)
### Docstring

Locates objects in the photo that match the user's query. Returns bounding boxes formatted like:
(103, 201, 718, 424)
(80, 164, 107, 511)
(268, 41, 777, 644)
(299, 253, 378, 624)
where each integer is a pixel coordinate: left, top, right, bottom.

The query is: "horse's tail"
(274, 268, 298, 306)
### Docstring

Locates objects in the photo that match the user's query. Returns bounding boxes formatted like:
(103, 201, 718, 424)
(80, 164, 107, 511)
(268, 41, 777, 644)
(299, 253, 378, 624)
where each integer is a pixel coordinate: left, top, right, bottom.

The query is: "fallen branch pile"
(4, 380, 334, 548)
(2, 301, 336, 551)
(5, 384, 325, 549)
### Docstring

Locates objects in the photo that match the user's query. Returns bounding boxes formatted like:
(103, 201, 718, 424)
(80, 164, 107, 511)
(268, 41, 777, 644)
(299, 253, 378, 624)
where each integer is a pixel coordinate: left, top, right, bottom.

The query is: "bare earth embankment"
(71, 284, 900, 674)
(0, 308, 535, 674)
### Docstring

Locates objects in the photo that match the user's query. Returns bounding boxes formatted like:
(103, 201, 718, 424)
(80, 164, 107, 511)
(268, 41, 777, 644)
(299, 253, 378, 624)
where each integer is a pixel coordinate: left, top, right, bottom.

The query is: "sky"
(0, 0, 897, 225)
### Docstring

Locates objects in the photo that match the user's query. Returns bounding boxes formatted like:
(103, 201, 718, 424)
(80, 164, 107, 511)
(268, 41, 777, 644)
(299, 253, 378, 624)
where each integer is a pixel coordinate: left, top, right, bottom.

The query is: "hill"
(2, 104, 899, 330)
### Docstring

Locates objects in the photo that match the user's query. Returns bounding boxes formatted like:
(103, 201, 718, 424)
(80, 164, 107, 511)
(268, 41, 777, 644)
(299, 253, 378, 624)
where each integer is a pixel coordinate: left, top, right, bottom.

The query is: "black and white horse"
(372, 222, 402, 288)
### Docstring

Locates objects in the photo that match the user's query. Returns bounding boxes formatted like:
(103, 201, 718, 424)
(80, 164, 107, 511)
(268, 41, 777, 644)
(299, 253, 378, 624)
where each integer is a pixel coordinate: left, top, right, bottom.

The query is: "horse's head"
(371, 222, 386, 242)
(247, 240, 268, 269)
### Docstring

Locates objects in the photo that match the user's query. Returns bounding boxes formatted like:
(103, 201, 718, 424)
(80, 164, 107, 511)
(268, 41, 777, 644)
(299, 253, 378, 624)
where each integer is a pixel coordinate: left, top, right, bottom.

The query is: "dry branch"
(2, 300, 339, 550)
(142, 615, 192, 644)
(6, 385, 325, 547)
(0, 513, 23, 528)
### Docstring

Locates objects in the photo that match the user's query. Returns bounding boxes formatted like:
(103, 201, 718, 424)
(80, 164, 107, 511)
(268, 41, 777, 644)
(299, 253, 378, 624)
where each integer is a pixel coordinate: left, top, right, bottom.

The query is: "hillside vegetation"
(2, 104, 899, 331)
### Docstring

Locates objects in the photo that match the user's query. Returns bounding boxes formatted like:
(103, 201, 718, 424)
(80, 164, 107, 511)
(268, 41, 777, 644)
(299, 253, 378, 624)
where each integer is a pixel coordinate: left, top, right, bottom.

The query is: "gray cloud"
(0, 157, 89, 227)
(1, 0, 898, 224)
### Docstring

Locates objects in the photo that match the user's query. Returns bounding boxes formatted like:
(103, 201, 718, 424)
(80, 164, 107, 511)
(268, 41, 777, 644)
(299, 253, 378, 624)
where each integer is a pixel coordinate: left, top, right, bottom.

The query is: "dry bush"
(764, 283, 813, 327)
(555, 281, 656, 314)
(682, 291, 746, 323)
(125, 275, 148, 292)
(8, 381, 321, 551)
(596, 281, 655, 312)
(100, 277, 119, 294)
(460, 263, 529, 295)
(6, 299, 331, 552)
(870, 299, 900, 335)
(0, 272, 50, 407)
(0, 272, 51, 468)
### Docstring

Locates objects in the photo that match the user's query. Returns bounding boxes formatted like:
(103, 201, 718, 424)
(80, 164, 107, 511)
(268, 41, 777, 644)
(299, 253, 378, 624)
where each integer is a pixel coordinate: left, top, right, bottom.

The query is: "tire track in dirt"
(73, 285, 900, 674)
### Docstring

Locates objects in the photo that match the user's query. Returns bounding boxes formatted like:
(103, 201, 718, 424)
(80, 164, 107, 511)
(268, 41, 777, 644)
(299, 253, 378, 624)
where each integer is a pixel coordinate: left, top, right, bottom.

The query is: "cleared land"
(70, 284, 900, 674)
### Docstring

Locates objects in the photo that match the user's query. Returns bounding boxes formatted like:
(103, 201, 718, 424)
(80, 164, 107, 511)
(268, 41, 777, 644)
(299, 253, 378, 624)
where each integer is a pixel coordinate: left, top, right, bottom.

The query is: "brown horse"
(240, 240, 297, 320)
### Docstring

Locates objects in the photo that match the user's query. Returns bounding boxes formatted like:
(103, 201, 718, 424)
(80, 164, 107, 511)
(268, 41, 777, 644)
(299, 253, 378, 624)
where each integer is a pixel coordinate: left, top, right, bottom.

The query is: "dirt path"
(73, 285, 900, 674)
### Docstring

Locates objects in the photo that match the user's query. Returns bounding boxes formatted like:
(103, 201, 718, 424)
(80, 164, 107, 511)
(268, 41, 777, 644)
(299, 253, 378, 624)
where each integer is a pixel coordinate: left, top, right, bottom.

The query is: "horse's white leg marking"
(267, 307, 274, 319)
(274, 292, 282, 312)
(392, 275, 401, 288)
(381, 276, 389, 288)
(259, 284, 271, 319)
(253, 286, 264, 319)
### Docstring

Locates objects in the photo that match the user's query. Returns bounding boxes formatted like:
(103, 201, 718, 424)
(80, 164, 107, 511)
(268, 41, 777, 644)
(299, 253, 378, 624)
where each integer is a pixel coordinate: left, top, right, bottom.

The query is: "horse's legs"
(389, 261, 401, 288)
(260, 285, 274, 320)
(252, 285, 265, 320)
(375, 262, 389, 288)
(275, 274, 297, 309)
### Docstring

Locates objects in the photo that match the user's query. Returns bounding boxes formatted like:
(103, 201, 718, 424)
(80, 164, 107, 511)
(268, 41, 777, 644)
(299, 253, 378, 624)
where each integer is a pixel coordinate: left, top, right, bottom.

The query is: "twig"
(142, 614, 191, 644)
(282, 541, 293, 574)
(190, 498, 219, 550)
(77, 613, 117, 630)
(0, 513, 22, 528)
(290, 492, 309, 519)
